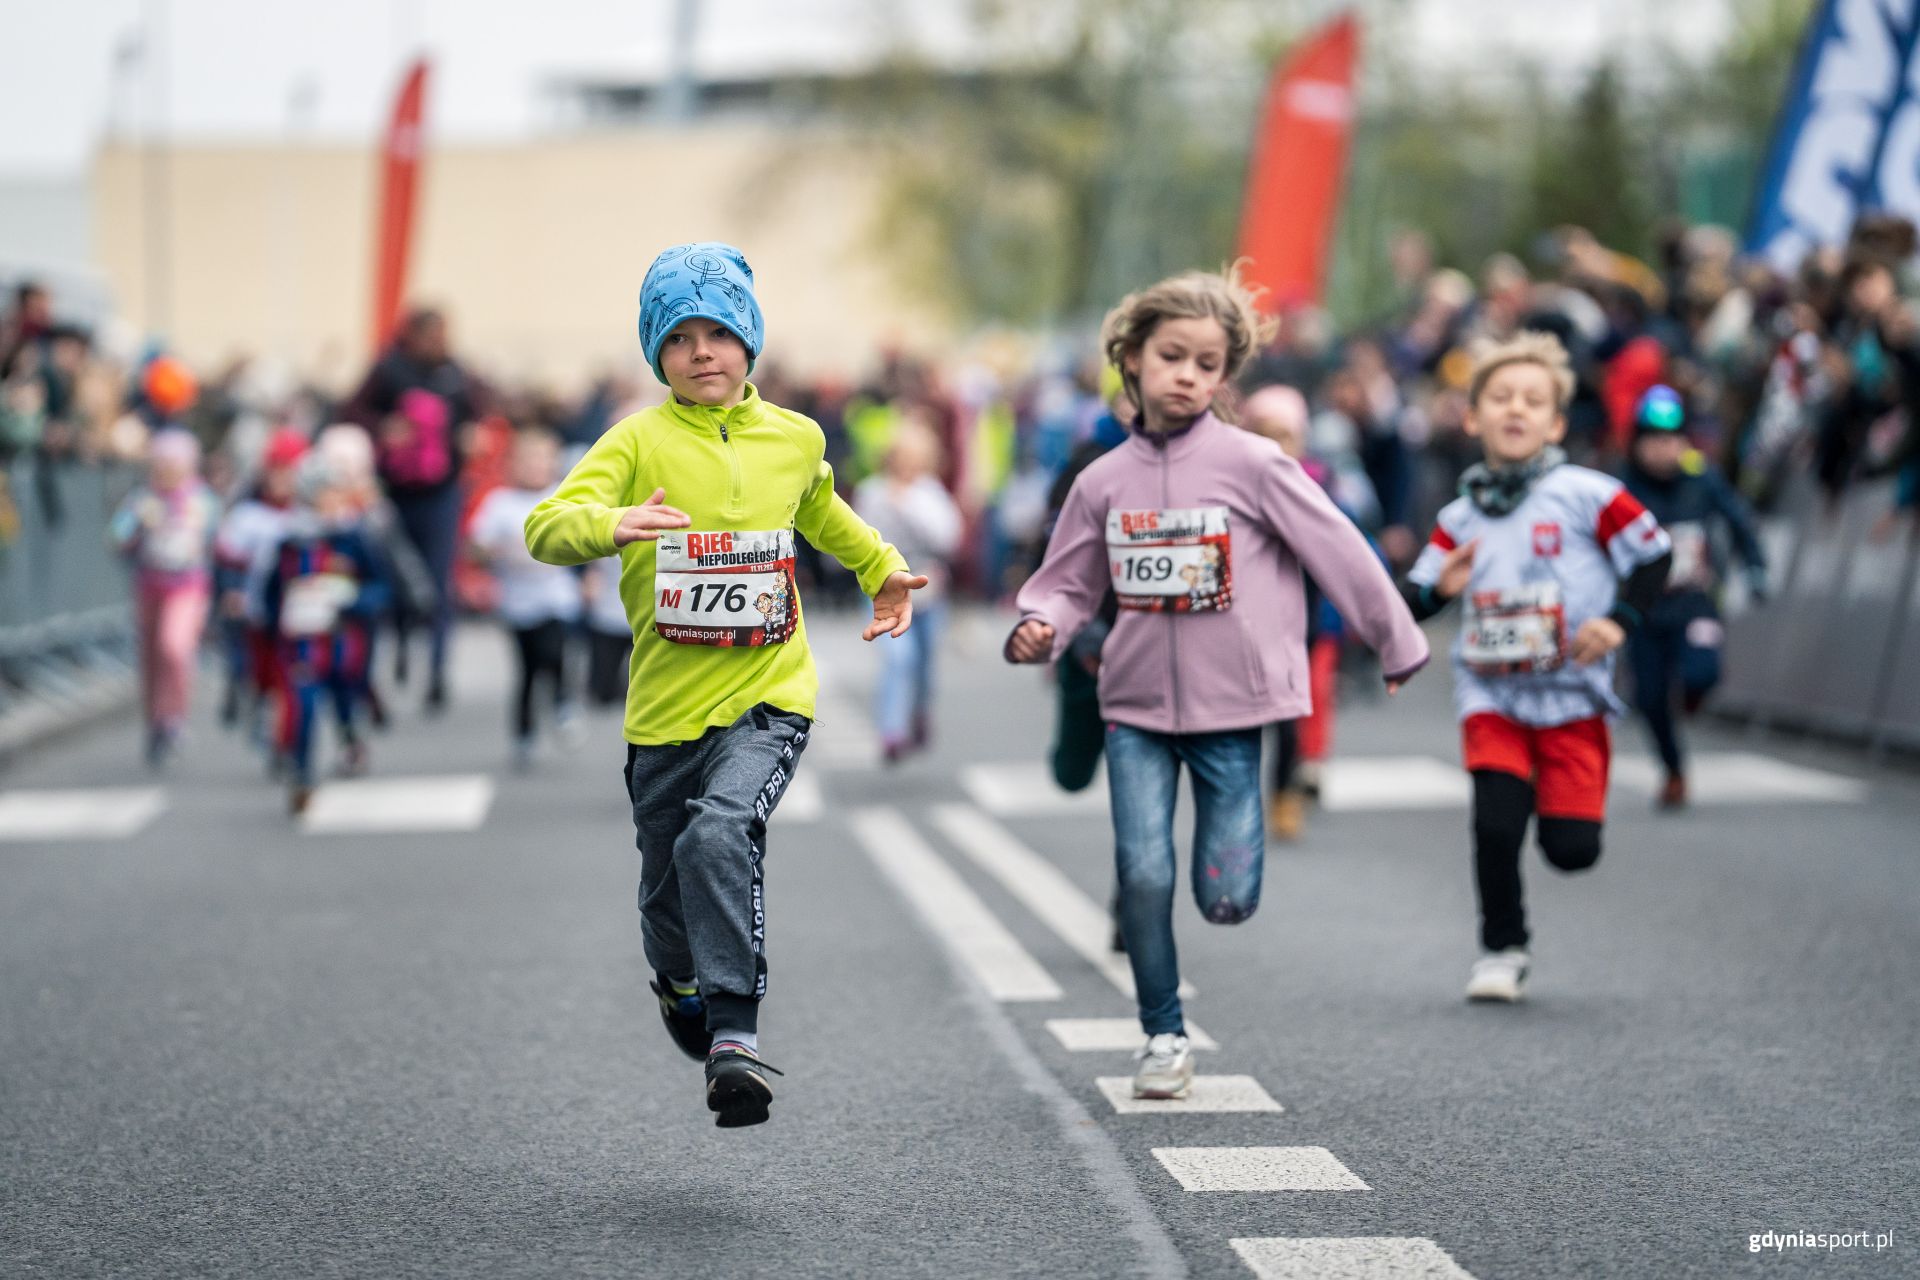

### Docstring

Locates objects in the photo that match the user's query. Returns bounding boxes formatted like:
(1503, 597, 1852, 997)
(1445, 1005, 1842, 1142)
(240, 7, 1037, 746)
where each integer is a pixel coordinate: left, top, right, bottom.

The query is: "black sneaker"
(705, 1046, 783, 1128)
(649, 978, 712, 1061)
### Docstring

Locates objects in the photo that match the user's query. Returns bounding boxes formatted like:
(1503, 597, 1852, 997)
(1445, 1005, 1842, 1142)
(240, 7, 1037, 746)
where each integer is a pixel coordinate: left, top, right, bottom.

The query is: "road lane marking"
(1319, 752, 1866, 810)
(960, 762, 1106, 817)
(931, 803, 1195, 999)
(852, 807, 1061, 1001)
(1096, 1075, 1282, 1114)
(1047, 1017, 1217, 1051)
(299, 775, 494, 834)
(1318, 758, 1472, 811)
(805, 667, 877, 767)
(0, 787, 167, 841)
(1230, 1237, 1476, 1279)
(880, 818, 1188, 1280)
(1611, 751, 1867, 804)
(776, 772, 823, 823)
(1152, 1147, 1367, 1191)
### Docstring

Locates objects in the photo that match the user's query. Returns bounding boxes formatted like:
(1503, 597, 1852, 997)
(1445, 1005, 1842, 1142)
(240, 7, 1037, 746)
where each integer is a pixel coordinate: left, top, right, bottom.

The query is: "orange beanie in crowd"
(142, 356, 199, 418)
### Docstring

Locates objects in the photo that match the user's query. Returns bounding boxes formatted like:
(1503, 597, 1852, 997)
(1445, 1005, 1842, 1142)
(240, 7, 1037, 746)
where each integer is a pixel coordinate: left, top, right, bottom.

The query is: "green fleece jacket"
(524, 385, 907, 745)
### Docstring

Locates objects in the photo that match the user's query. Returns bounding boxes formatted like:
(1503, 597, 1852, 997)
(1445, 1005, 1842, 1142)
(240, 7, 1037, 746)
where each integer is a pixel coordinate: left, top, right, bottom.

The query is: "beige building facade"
(90, 126, 948, 394)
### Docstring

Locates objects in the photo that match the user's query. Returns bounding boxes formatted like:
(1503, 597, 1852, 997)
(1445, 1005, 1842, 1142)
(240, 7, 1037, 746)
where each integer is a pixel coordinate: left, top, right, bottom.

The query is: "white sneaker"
(1131, 1033, 1194, 1099)
(1466, 949, 1531, 1003)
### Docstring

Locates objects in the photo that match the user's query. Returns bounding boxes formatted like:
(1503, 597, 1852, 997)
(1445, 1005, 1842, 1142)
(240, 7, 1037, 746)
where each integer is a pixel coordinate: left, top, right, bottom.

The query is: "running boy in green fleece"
(525, 242, 926, 1127)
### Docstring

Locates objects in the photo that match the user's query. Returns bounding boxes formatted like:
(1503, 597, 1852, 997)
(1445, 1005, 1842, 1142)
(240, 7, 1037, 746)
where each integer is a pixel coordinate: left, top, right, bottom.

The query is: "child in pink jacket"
(1007, 268, 1428, 1100)
(111, 429, 220, 767)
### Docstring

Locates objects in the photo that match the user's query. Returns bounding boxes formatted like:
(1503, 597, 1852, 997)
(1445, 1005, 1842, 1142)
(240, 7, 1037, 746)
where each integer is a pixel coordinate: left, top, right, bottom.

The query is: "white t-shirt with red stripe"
(1409, 463, 1669, 728)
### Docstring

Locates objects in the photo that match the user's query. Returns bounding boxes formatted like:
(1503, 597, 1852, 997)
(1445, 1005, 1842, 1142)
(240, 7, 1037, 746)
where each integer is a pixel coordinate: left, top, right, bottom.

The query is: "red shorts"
(1462, 713, 1610, 822)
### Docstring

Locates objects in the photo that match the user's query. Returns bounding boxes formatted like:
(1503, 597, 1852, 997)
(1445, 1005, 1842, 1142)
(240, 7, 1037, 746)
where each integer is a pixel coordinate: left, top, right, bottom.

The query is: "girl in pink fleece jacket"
(1007, 269, 1429, 1100)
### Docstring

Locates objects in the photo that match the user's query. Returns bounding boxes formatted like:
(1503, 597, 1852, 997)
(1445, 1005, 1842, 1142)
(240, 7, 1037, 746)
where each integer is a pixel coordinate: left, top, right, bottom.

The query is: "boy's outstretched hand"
(1568, 617, 1626, 665)
(1435, 539, 1477, 599)
(1006, 619, 1055, 663)
(864, 571, 930, 641)
(613, 488, 692, 546)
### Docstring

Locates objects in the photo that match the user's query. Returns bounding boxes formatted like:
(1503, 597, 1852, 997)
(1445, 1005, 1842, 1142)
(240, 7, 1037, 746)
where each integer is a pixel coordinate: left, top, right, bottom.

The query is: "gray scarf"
(1460, 446, 1566, 517)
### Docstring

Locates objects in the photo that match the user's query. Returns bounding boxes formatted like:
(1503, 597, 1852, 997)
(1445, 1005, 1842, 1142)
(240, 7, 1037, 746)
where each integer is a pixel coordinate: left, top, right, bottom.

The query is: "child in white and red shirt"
(1403, 332, 1671, 1003)
(213, 427, 309, 734)
(468, 427, 583, 769)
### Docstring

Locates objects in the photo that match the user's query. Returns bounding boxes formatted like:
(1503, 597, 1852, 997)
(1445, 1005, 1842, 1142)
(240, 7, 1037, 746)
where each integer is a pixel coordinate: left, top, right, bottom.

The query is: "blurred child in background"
(1621, 385, 1767, 808)
(264, 458, 391, 814)
(317, 421, 423, 732)
(1240, 384, 1377, 838)
(854, 415, 962, 763)
(212, 427, 308, 736)
(581, 555, 633, 709)
(110, 428, 220, 767)
(468, 428, 582, 769)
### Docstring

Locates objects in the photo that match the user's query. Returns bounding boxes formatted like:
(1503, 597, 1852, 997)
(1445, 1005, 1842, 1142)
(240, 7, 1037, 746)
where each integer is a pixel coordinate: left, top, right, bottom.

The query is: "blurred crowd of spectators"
(6, 211, 1919, 595)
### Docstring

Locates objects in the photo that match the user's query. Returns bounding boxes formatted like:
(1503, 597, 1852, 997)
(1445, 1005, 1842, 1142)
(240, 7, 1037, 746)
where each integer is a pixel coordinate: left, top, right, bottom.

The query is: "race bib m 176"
(653, 529, 798, 647)
(1106, 506, 1232, 613)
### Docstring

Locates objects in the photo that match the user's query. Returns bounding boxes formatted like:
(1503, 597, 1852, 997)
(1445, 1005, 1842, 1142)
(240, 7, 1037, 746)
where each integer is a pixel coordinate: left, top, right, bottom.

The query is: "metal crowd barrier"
(0, 460, 140, 742)
(1717, 475, 1920, 754)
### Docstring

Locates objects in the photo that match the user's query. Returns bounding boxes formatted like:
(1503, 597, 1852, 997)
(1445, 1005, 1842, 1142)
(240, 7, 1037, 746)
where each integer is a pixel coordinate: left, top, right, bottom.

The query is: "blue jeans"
(873, 600, 943, 746)
(1104, 721, 1265, 1035)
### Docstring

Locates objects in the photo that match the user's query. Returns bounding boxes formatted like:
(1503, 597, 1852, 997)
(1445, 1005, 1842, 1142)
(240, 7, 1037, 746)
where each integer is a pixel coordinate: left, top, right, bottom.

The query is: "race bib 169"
(1106, 506, 1232, 613)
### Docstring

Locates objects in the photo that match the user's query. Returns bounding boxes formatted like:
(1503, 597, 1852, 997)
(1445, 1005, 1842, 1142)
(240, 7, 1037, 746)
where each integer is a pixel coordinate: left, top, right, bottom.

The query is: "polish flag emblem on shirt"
(1532, 522, 1562, 558)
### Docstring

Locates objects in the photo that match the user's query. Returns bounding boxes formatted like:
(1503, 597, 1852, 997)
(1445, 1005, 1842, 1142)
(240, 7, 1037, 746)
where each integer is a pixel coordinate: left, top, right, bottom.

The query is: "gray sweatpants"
(624, 702, 811, 1035)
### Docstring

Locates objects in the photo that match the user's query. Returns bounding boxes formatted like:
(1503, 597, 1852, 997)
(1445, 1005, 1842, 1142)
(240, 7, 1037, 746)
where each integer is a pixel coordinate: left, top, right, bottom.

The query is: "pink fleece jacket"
(1010, 412, 1429, 735)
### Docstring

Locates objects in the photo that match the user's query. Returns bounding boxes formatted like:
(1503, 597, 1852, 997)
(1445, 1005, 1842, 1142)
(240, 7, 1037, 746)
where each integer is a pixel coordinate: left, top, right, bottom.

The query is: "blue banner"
(1749, 0, 1920, 270)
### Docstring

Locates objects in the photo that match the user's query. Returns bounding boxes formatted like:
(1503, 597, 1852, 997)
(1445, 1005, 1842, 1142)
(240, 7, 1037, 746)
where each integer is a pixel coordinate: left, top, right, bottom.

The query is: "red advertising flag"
(370, 59, 430, 351)
(1236, 14, 1360, 311)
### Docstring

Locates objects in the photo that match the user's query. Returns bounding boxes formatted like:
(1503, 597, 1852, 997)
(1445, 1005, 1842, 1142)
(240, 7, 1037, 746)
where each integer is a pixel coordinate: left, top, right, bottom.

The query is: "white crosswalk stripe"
(299, 775, 494, 834)
(805, 664, 878, 767)
(1096, 1075, 1283, 1114)
(958, 752, 1867, 817)
(1609, 751, 1867, 803)
(0, 787, 168, 841)
(1153, 1146, 1368, 1192)
(853, 806, 1062, 1001)
(775, 772, 823, 823)
(960, 761, 1106, 816)
(1046, 1018, 1217, 1052)
(1230, 1237, 1477, 1280)
(1318, 757, 1472, 811)
(932, 803, 1196, 998)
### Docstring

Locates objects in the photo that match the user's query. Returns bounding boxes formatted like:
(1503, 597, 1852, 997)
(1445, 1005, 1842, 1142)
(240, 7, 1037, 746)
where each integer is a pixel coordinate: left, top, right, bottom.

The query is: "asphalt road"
(2, 609, 1914, 1279)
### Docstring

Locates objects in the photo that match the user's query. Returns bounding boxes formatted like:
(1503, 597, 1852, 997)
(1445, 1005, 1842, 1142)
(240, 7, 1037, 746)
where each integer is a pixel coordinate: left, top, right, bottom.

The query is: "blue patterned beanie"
(637, 242, 764, 383)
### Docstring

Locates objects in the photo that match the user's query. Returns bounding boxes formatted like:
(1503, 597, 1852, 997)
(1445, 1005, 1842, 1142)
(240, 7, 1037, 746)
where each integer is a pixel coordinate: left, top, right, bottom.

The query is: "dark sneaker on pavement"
(650, 978, 712, 1061)
(705, 1045, 783, 1128)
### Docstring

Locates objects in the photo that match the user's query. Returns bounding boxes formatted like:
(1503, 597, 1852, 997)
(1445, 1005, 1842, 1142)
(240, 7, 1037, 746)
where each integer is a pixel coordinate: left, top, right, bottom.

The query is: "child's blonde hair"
(1101, 264, 1275, 423)
(1467, 331, 1576, 410)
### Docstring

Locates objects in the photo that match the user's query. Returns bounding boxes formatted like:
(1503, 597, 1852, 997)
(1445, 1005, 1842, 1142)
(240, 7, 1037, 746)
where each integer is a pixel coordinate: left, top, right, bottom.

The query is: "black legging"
(1471, 770, 1602, 952)
(511, 620, 569, 740)
(1271, 719, 1300, 793)
(587, 629, 632, 707)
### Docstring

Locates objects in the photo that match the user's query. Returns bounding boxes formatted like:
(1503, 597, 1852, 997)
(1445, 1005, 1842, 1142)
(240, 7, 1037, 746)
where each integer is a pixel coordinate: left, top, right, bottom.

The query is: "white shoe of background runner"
(1466, 949, 1531, 1003)
(1132, 1033, 1194, 1099)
